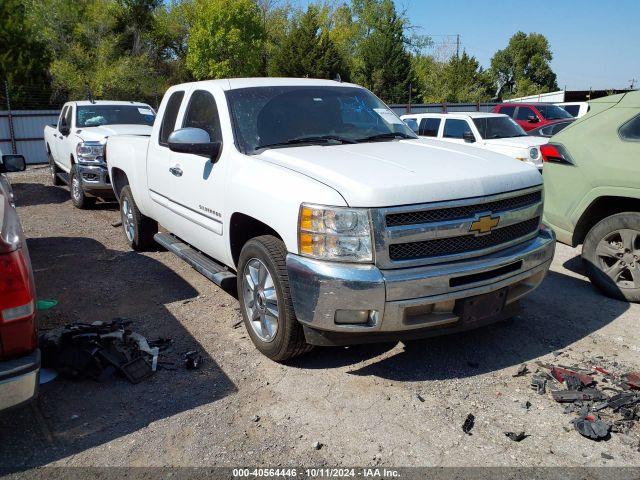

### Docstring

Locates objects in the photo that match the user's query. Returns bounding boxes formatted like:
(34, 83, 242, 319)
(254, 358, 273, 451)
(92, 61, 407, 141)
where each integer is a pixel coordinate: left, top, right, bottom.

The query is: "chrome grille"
(386, 191, 542, 227)
(371, 186, 544, 269)
(389, 217, 540, 261)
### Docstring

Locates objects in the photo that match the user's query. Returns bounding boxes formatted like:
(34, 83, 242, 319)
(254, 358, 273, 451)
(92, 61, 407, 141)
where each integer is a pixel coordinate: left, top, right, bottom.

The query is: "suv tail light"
(541, 143, 573, 165)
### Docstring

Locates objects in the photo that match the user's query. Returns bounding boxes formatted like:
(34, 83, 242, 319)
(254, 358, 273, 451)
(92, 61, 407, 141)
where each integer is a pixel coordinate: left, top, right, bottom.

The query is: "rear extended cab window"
(443, 119, 472, 139)
(499, 106, 516, 117)
(159, 91, 185, 145)
(419, 118, 441, 137)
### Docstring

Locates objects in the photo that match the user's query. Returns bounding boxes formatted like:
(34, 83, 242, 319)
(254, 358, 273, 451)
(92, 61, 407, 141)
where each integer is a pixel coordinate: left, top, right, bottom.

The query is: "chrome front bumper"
(287, 229, 555, 342)
(0, 349, 40, 411)
(77, 164, 112, 192)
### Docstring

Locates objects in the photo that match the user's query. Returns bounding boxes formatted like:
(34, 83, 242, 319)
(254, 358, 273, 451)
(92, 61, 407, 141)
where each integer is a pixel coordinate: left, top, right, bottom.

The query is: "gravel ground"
(1, 166, 639, 471)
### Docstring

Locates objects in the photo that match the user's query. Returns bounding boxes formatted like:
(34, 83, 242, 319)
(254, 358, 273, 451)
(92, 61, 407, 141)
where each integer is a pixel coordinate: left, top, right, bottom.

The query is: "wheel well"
(573, 196, 640, 246)
(229, 213, 283, 268)
(110, 168, 129, 200)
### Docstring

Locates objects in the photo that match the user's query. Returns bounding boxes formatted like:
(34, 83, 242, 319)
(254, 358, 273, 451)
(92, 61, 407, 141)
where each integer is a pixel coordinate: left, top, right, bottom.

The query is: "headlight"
(529, 147, 539, 160)
(76, 141, 105, 165)
(298, 204, 373, 263)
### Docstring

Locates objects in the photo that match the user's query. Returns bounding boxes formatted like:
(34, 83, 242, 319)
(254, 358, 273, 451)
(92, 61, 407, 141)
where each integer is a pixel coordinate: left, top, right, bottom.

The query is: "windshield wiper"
(355, 132, 415, 143)
(255, 135, 356, 151)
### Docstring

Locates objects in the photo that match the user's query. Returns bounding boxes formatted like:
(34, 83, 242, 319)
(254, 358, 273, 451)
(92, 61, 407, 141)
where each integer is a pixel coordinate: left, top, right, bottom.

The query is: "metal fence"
(389, 103, 499, 115)
(0, 109, 59, 164)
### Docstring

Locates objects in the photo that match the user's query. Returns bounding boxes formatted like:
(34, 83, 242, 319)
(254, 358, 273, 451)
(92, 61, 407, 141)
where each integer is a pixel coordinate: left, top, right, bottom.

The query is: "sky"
(297, 0, 639, 91)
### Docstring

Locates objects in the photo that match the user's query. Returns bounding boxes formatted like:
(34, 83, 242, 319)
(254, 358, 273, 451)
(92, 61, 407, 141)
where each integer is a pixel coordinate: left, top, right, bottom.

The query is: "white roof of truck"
(170, 77, 360, 91)
(72, 100, 152, 107)
(401, 112, 507, 119)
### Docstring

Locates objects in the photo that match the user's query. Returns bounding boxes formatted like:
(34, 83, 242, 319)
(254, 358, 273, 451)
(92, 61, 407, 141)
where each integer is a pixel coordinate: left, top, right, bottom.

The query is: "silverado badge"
(469, 214, 500, 235)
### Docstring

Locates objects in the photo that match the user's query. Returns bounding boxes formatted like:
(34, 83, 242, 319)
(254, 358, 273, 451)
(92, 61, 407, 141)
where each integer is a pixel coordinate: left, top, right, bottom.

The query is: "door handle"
(169, 166, 183, 177)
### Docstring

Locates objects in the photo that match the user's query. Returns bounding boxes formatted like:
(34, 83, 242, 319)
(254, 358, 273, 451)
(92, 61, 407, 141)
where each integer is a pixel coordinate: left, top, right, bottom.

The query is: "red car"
(0, 152, 39, 412)
(492, 103, 574, 132)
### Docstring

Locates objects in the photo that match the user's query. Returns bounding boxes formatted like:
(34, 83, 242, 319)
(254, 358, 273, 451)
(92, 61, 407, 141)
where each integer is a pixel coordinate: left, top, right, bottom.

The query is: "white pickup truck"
(107, 78, 555, 361)
(44, 100, 155, 208)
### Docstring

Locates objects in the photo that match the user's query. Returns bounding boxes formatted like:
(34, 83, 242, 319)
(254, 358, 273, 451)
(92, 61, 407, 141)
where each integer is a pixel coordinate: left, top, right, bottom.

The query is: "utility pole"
(630, 78, 637, 90)
(4, 81, 16, 154)
(408, 82, 412, 114)
(456, 34, 460, 59)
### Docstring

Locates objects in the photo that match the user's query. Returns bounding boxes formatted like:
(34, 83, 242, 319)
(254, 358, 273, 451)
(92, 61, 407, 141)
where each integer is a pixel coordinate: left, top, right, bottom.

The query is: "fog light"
(433, 299, 455, 313)
(335, 309, 376, 325)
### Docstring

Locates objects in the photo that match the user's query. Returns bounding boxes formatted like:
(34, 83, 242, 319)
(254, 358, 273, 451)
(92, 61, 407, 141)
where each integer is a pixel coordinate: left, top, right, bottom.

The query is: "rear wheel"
(119, 185, 157, 251)
(69, 164, 94, 209)
(49, 152, 64, 186)
(582, 212, 640, 302)
(237, 236, 312, 361)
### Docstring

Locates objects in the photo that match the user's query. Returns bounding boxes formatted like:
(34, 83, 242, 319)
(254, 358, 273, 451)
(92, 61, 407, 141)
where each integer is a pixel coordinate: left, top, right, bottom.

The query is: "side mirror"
(167, 128, 222, 160)
(527, 115, 539, 123)
(59, 122, 70, 135)
(463, 131, 476, 143)
(1, 154, 26, 173)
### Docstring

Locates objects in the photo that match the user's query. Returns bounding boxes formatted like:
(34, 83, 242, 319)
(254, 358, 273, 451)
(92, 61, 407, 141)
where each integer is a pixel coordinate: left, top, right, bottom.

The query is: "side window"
(65, 107, 73, 128)
(499, 106, 516, 117)
(159, 91, 185, 145)
(619, 114, 640, 141)
(419, 118, 441, 137)
(563, 105, 579, 117)
(403, 118, 418, 133)
(182, 90, 223, 142)
(443, 119, 472, 139)
(58, 106, 69, 130)
(516, 107, 535, 121)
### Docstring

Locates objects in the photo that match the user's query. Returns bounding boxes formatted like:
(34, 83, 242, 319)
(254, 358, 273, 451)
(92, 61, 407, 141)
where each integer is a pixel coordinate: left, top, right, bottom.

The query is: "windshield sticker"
(138, 108, 154, 115)
(374, 108, 403, 125)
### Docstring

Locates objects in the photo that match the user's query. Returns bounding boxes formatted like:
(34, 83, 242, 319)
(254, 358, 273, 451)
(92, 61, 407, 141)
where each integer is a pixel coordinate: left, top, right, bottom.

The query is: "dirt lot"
(1, 166, 639, 471)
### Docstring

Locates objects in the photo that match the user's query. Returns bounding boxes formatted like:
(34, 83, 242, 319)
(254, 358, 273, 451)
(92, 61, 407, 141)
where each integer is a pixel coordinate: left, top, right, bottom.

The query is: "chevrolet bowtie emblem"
(469, 215, 500, 235)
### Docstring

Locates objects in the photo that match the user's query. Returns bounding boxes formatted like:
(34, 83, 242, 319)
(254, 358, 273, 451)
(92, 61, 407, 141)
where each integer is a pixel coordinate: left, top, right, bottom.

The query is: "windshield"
(473, 116, 527, 139)
(536, 104, 573, 120)
(226, 86, 417, 153)
(76, 105, 156, 128)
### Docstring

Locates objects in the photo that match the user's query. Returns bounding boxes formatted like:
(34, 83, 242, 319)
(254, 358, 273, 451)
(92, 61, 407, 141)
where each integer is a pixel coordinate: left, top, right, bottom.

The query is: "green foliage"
(413, 52, 493, 103)
(0, 0, 51, 106)
(269, 5, 349, 80)
(490, 31, 558, 99)
(186, 0, 266, 79)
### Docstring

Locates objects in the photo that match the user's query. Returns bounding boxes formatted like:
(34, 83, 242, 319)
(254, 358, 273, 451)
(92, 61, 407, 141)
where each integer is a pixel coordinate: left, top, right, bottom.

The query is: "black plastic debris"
(573, 415, 611, 440)
(184, 350, 203, 370)
(513, 364, 529, 377)
(504, 431, 527, 442)
(552, 388, 607, 403)
(531, 373, 548, 394)
(462, 414, 475, 435)
(39, 319, 162, 384)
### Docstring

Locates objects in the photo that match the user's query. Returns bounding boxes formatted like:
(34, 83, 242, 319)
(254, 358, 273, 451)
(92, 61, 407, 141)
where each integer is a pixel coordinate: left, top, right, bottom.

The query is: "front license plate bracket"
(455, 288, 508, 324)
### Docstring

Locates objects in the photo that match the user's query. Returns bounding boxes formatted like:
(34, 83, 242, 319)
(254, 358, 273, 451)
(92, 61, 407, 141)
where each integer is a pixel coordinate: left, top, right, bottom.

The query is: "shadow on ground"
(12, 182, 119, 210)
(289, 264, 629, 381)
(0, 236, 236, 472)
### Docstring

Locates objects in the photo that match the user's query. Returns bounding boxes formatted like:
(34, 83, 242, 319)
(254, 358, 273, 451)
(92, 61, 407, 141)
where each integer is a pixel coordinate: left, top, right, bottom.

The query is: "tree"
(413, 52, 492, 103)
(269, 5, 349, 80)
(186, 0, 266, 79)
(352, 0, 413, 103)
(0, 0, 51, 107)
(490, 31, 558, 99)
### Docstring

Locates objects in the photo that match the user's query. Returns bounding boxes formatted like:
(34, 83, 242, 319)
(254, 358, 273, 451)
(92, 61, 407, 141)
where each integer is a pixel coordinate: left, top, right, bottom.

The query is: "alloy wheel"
(596, 228, 640, 289)
(71, 175, 81, 201)
(242, 258, 279, 342)
(121, 198, 135, 242)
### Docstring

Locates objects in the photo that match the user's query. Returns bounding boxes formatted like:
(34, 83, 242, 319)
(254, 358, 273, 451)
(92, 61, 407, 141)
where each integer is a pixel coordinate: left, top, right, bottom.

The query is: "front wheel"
(119, 185, 157, 251)
(69, 164, 94, 209)
(237, 236, 312, 361)
(582, 212, 640, 302)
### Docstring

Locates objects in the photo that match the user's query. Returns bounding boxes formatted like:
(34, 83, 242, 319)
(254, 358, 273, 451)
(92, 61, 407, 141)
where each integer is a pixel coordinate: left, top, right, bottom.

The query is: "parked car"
(0, 150, 39, 411)
(492, 102, 574, 131)
(107, 78, 555, 361)
(543, 90, 640, 301)
(44, 101, 156, 208)
(555, 102, 589, 118)
(401, 112, 548, 170)
(527, 119, 575, 138)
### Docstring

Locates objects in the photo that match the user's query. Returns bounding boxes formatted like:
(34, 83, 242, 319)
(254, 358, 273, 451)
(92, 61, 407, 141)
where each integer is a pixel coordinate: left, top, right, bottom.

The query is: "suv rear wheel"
(583, 212, 640, 302)
(237, 236, 312, 361)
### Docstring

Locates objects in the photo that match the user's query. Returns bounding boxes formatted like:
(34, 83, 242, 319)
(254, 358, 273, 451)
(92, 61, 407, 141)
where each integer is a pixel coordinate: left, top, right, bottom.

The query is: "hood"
(482, 136, 548, 149)
(256, 138, 542, 207)
(74, 124, 153, 142)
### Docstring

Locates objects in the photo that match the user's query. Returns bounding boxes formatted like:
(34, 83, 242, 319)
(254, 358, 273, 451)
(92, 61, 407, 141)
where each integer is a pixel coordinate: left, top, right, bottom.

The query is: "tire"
(69, 164, 94, 209)
(49, 152, 64, 186)
(582, 212, 640, 302)
(119, 185, 158, 251)
(237, 235, 312, 361)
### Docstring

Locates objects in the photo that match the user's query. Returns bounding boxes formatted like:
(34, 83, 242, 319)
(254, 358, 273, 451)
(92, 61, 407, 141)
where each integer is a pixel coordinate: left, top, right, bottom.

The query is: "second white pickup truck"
(107, 78, 555, 361)
(44, 100, 155, 208)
